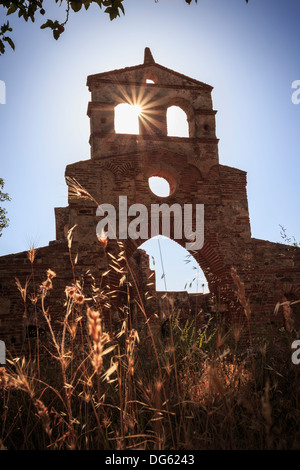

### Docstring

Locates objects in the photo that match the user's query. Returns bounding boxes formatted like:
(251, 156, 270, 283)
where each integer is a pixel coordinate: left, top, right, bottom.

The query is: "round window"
(148, 176, 171, 197)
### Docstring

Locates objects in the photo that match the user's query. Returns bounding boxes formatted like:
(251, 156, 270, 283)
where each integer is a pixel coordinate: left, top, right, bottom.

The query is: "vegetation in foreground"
(1, 184, 299, 450)
(1, 240, 300, 451)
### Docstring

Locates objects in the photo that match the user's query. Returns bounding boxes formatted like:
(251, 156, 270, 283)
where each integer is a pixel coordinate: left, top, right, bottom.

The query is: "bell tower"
(23, 46, 300, 340)
(62, 48, 252, 324)
(86, 47, 219, 168)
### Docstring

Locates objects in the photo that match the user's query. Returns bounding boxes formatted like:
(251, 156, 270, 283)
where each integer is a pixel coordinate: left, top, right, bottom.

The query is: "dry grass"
(2, 252, 300, 450)
(1, 182, 300, 450)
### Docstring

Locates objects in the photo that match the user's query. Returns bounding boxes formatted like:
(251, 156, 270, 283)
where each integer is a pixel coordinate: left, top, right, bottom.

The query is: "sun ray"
(107, 80, 186, 139)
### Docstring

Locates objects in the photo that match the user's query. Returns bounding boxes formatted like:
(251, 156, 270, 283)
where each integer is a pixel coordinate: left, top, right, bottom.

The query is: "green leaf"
(104, 6, 120, 20)
(118, 2, 125, 15)
(4, 36, 15, 50)
(0, 40, 5, 55)
(6, 4, 18, 15)
(1, 21, 12, 34)
(40, 19, 54, 29)
(70, 2, 83, 12)
(53, 29, 60, 40)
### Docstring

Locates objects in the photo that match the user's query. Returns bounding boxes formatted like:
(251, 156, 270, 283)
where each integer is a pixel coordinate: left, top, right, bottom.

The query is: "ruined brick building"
(0, 48, 300, 354)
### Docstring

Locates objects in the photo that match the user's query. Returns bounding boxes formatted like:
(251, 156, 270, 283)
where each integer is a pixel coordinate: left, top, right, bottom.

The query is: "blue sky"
(0, 0, 299, 292)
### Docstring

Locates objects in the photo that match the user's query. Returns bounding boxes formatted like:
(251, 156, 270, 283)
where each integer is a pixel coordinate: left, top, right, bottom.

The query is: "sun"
(114, 103, 142, 134)
(132, 104, 142, 115)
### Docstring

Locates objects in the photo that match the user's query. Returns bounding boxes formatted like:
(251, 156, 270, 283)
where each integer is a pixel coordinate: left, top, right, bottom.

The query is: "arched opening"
(114, 103, 142, 134)
(124, 236, 212, 345)
(148, 176, 170, 197)
(167, 106, 189, 137)
(145, 71, 158, 84)
(148, 169, 177, 197)
(139, 235, 209, 294)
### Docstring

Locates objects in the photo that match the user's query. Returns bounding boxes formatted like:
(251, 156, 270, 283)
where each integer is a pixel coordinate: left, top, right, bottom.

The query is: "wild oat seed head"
(66, 176, 95, 202)
(27, 247, 36, 264)
(65, 285, 77, 298)
(42, 278, 53, 291)
(233, 325, 242, 343)
(47, 269, 56, 280)
(97, 228, 108, 249)
(74, 293, 85, 305)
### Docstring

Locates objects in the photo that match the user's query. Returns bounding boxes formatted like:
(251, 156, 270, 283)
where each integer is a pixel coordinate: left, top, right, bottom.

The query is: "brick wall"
(0, 49, 299, 355)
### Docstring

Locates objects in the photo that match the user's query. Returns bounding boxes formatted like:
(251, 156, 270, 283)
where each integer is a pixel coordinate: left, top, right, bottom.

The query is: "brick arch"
(165, 97, 195, 138)
(166, 97, 194, 122)
(126, 236, 211, 309)
(144, 70, 158, 84)
(103, 205, 233, 293)
(275, 281, 300, 300)
(107, 233, 242, 323)
(141, 149, 200, 199)
(186, 163, 203, 182)
(145, 167, 179, 198)
(207, 164, 221, 179)
(103, 160, 136, 178)
(194, 241, 244, 319)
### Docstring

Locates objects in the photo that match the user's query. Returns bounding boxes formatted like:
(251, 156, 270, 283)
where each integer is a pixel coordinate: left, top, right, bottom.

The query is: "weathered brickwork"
(0, 48, 299, 354)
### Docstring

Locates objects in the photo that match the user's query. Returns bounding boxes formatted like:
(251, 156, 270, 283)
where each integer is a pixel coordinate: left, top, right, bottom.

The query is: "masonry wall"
(0, 49, 299, 356)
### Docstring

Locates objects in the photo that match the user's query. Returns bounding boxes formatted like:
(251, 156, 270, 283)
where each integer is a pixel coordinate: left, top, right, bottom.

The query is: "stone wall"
(0, 48, 299, 355)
